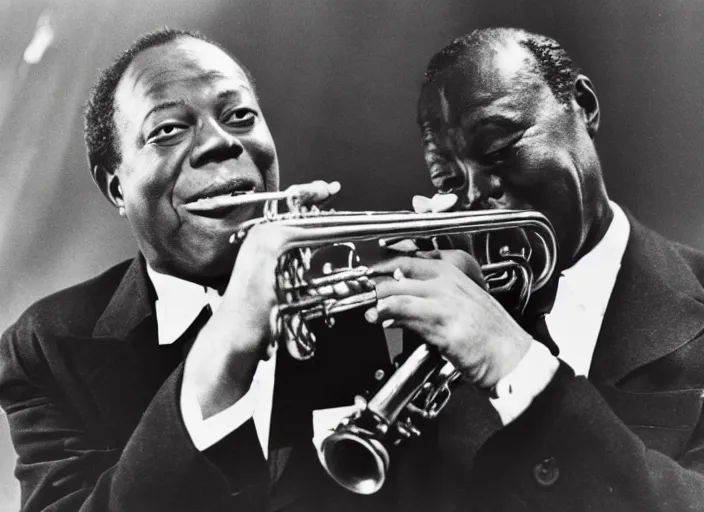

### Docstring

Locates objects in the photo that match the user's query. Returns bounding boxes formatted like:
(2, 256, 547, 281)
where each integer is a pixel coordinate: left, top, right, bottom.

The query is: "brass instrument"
(228, 189, 557, 495)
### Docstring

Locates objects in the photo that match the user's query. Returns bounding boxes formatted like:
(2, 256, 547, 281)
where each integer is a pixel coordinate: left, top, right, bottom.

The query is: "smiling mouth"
(182, 186, 259, 216)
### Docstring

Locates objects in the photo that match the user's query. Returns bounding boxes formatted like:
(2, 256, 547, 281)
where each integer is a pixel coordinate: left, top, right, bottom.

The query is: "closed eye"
(480, 132, 524, 166)
(481, 144, 514, 166)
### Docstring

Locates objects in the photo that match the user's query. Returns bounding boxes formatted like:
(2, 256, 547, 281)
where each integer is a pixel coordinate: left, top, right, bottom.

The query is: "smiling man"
(92, 31, 279, 284)
(0, 29, 392, 511)
(364, 27, 704, 510)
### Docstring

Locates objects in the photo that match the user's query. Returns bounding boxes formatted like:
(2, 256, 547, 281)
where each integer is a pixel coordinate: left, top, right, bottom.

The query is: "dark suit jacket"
(0, 255, 395, 511)
(3, 210, 704, 511)
(390, 211, 704, 511)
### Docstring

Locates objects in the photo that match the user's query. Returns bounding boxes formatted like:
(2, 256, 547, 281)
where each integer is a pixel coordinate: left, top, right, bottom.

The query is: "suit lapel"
(85, 260, 394, 505)
(590, 212, 704, 384)
(268, 347, 315, 493)
(77, 257, 183, 445)
(92, 256, 154, 341)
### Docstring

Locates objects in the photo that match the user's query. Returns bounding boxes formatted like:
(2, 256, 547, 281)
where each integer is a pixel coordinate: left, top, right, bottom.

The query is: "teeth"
(183, 193, 248, 211)
(230, 188, 256, 196)
(183, 188, 254, 210)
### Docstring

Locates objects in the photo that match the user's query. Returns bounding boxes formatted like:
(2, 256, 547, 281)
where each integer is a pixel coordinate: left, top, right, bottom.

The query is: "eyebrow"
(464, 113, 523, 134)
(141, 87, 253, 124)
(143, 99, 188, 124)
(215, 89, 247, 103)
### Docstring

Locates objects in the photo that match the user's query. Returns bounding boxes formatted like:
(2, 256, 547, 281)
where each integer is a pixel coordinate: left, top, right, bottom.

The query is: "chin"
(157, 243, 237, 286)
(192, 249, 238, 283)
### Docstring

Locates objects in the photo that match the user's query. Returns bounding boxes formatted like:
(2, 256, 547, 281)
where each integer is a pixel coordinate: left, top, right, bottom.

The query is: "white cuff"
(489, 340, 559, 426)
(180, 375, 255, 451)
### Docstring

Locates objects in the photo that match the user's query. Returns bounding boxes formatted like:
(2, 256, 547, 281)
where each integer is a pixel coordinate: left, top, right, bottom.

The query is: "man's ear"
(573, 75, 600, 138)
(91, 164, 123, 209)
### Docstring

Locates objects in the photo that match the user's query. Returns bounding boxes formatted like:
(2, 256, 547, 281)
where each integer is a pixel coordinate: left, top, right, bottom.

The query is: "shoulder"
(2, 258, 136, 343)
(628, 215, 704, 290)
(667, 240, 704, 285)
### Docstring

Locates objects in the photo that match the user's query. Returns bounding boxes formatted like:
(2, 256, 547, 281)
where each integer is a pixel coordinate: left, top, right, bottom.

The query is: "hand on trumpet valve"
(365, 251, 533, 390)
(183, 222, 304, 418)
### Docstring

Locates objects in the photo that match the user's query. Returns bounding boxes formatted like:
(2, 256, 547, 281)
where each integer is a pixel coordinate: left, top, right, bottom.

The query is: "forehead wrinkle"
(460, 108, 522, 132)
(142, 69, 232, 97)
(126, 43, 251, 98)
(456, 61, 546, 132)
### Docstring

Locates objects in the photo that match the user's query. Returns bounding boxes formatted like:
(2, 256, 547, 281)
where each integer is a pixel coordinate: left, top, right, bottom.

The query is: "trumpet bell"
(321, 429, 389, 495)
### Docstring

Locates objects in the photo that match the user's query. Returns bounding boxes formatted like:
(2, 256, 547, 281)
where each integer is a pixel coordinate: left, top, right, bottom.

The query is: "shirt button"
(533, 457, 560, 487)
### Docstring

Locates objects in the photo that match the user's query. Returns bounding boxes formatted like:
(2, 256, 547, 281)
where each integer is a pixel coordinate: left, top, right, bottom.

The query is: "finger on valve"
(371, 255, 441, 281)
(426, 249, 486, 290)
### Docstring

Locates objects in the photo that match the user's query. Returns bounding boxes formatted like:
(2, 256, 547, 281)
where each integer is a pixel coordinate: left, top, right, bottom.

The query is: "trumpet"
(228, 188, 557, 494)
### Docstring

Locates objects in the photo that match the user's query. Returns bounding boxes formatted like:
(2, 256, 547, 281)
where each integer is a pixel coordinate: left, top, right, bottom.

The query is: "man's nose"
(463, 166, 504, 210)
(190, 118, 244, 167)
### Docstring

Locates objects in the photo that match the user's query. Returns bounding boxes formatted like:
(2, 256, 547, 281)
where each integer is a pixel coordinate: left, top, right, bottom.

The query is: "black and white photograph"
(2, 0, 704, 510)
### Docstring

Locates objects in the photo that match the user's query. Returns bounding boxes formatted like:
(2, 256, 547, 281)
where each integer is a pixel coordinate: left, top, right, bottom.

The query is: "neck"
(197, 276, 229, 295)
(146, 259, 232, 295)
(574, 198, 614, 264)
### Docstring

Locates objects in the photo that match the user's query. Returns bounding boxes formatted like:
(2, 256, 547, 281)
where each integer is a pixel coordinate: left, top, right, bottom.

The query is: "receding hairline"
(425, 37, 546, 92)
(418, 41, 551, 120)
(118, 35, 254, 95)
(423, 28, 582, 111)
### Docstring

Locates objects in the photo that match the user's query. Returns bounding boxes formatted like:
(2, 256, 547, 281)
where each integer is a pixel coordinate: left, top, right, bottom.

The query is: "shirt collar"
(558, 201, 630, 309)
(146, 266, 224, 345)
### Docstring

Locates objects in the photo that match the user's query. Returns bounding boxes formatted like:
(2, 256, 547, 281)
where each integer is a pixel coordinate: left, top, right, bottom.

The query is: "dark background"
(2, 0, 704, 508)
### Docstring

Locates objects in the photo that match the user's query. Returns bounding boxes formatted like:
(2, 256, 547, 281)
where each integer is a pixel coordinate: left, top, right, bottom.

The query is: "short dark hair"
(84, 27, 256, 174)
(424, 27, 581, 106)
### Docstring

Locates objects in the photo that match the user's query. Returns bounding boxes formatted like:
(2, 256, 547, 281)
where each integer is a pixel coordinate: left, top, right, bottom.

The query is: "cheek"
(509, 146, 581, 207)
(508, 148, 584, 263)
(120, 157, 182, 230)
(250, 128, 279, 187)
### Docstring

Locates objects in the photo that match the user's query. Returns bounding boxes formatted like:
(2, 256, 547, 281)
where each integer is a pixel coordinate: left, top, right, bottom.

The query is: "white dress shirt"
(490, 202, 630, 424)
(147, 267, 359, 461)
(146, 267, 276, 458)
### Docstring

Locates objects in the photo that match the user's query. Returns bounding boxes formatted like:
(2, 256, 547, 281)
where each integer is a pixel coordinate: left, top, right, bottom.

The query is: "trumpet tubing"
(229, 190, 558, 494)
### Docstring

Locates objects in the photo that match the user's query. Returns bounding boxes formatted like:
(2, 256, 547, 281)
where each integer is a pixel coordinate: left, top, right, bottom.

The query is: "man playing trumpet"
(0, 28, 394, 511)
(363, 27, 704, 510)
